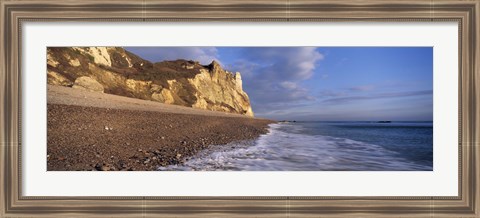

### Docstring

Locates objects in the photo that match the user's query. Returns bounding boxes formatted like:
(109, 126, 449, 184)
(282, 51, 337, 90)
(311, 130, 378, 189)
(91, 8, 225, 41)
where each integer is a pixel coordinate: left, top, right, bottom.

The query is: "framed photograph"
(1, 0, 479, 217)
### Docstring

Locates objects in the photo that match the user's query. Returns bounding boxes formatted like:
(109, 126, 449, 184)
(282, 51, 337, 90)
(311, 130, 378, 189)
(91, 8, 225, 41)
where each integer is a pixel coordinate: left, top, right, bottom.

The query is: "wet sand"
(47, 86, 273, 171)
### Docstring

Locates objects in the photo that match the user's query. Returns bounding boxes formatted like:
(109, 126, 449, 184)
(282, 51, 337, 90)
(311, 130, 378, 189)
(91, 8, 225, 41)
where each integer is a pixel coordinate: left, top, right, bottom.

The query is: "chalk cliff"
(47, 47, 254, 116)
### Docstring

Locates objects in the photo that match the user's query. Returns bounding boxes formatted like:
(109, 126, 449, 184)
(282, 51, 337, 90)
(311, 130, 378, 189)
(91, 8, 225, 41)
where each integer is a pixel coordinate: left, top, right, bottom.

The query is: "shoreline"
(47, 104, 273, 171)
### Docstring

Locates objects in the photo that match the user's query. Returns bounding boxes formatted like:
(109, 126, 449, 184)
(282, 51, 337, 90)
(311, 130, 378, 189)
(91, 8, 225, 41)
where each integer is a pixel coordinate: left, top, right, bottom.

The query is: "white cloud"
(231, 47, 324, 105)
(279, 81, 297, 90)
(246, 47, 323, 81)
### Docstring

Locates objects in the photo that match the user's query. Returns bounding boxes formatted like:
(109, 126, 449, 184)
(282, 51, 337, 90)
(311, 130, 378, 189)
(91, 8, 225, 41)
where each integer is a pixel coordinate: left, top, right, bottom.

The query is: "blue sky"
(125, 47, 433, 121)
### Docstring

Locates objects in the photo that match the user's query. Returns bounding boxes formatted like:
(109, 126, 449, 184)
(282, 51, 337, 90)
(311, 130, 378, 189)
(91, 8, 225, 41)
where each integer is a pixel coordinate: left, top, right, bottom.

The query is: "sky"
(125, 47, 433, 121)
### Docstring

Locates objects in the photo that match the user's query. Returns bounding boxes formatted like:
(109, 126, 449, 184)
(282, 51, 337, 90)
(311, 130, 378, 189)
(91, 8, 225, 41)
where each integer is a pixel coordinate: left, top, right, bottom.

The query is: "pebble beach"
(47, 86, 273, 171)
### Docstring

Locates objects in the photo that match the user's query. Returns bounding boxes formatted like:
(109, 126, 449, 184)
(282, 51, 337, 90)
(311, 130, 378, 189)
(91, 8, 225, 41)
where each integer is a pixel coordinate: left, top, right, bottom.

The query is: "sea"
(158, 121, 433, 171)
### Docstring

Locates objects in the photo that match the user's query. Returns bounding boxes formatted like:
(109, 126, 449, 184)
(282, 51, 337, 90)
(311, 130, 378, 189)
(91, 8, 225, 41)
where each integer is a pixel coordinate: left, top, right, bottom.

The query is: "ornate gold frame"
(1, 0, 478, 217)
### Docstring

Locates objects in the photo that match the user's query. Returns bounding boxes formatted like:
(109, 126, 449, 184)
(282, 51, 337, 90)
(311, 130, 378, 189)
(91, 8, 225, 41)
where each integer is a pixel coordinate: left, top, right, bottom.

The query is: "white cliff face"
(152, 89, 175, 104)
(187, 67, 254, 117)
(47, 47, 255, 117)
(72, 76, 104, 93)
(235, 72, 243, 91)
(121, 53, 133, 67)
(73, 47, 113, 66)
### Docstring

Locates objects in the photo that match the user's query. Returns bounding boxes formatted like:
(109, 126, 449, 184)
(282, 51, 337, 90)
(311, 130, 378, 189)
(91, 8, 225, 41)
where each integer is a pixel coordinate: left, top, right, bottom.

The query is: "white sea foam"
(158, 123, 432, 171)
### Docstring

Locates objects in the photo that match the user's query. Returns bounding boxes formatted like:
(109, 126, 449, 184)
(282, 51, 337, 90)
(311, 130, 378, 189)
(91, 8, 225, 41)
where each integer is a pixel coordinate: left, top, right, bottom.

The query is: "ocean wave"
(158, 123, 432, 171)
